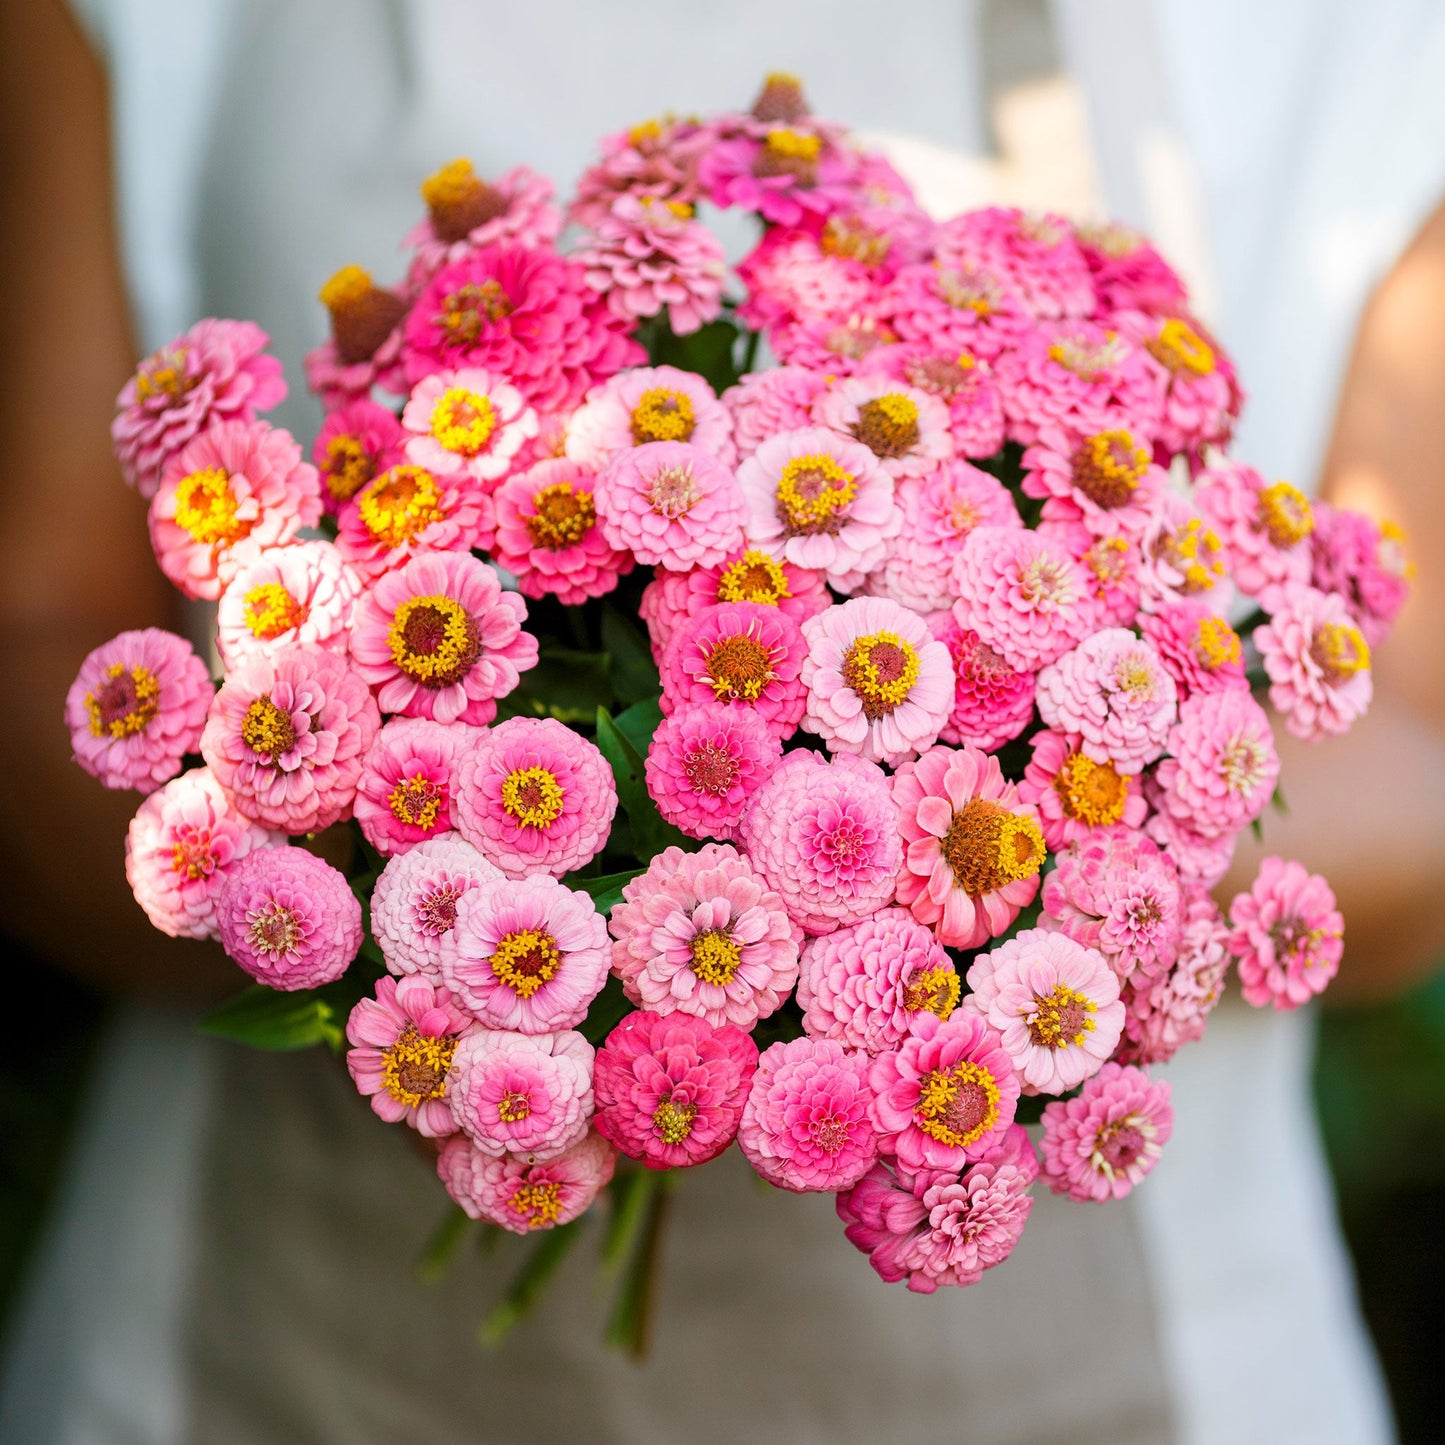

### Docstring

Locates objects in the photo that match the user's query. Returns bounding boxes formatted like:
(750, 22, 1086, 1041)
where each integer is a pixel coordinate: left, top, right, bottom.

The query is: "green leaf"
(416, 1204, 474, 1286)
(648, 317, 745, 393)
(595, 705, 692, 859)
(199, 984, 343, 1052)
(567, 867, 645, 918)
(612, 696, 664, 757)
(601, 603, 660, 706)
(478, 1219, 585, 1347)
(515, 647, 616, 723)
(578, 975, 634, 1047)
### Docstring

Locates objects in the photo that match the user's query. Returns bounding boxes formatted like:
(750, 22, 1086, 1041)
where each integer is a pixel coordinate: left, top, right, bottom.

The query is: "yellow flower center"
(1155, 519, 1225, 594)
(1258, 481, 1314, 548)
(1194, 615, 1242, 670)
(775, 453, 857, 535)
(630, 387, 696, 445)
(1071, 430, 1149, 509)
(500, 766, 565, 829)
(901, 966, 960, 1021)
(1052, 751, 1130, 826)
(764, 127, 820, 161)
(490, 928, 563, 998)
(652, 1097, 698, 1144)
(689, 929, 742, 987)
(318, 264, 375, 312)
(430, 386, 498, 455)
(134, 345, 192, 403)
(1027, 983, 1097, 1049)
(243, 581, 307, 641)
(321, 435, 376, 504)
(497, 1090, 532, 1124)
(1310, 622, 1371, 684)
(1146, 317, 1216, 376)
(241, 696, 297, 761)
(246, 902, 302, 959)
(525, 482, 595, 550)
(508, 1180, 563, 1229)
(716, 550, 791, 606)
(628, 119, 664, 147)
(852, 393, 920, 459)
(937, 266, 999, 316)
(1048, 331, 1123, 382)
(942, 798, 1045, 898)
(840, 631, 920, 719)
(170, 828, 217, 882)
(915, 1061, 1000, 1149)
(421, 157, 509, 242)
(388, 774, 444, 832)
(386, 595, 480, 688)
(319, 265, 407, 363)
(820, 216, 892, 267)
(438, 280, 513, 346)
(86, 663, 161, 739)
(701, 631, 775, 703)
(174, 467, 250, 547)
(381, 1023, 458, 1109)
(358, 465, 447, 548)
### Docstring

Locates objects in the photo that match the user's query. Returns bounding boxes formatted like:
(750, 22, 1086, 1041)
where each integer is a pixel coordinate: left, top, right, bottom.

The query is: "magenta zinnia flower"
(1020, 423, 1167, 540)
(644, 704, 782, 842)
(405, 160, 562, 282)
(1227, 856, 1344, 1009)
(1138, 600, 1247, 702)
(438, 1130, 616, 1233)
(1195, 464, 1313, 604)
(593, 1009, 758, 1169)
(353, 717, 468, 858)
(927, 615, 1037, 752)
(1310, 501, 1410, 647)
(934, 207, 1095, 320)
(1039, 1062, 1172, 1202)
(311, 399, 405, 515)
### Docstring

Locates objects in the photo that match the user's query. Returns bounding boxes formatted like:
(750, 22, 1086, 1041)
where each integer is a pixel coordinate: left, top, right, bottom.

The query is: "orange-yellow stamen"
(243, 581, 307, 641)
(526, 482, 595, 550)
(430, 386, 497, 455)
(652, 1097, 698, 1144)
(1194, 615, 1242, 670)
(852, 393, 920, 459)
(133, 345, 192, 404)
(490, 928, 563, 998)
(386, 594, 479, 687)
(701, 631, 775, 703)
(1027, 983, 1097, 1049)
(1259, 481, 1314, 547)
(1147, 317, 1215, 375)
(388, 774, 444, 832)
(246, 902, 301, 959)
(841, 631, 920, 719)
(508, 1180, 563, 1229)
(174, 467, 250, 548)
(689, 929, 742, 987)
(500, 766, 564, 829)
(901, 966, 960, 1021)
(1053, 752, 1130, 827)
(381, 1023, 458, 1109)
(716, 550, 791, 606)
(1311, 622, 1370, 683)
(438, 280, 513, 345)
(775, 453, 856, 534)
(86, 663, 160, 739)
(915, 1061, 1000, 1148)
(1072, 430, 1149, 509)
(321, 434, 376, 503)
(497, 1090, 532, 1124)
(942, 799, 1045, 898)
(358, 465, 446, 548)
(631, 387, 696, 445)
(241, 696, 296, 761)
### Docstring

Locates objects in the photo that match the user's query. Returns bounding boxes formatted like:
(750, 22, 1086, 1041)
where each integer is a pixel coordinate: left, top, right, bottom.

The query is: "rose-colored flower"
(1052, 521, 1142, 629)
(893, 744, 1045, 951)
(312, 400, 406, 515)
(346, 975, 477, 1136)
(927, 614, 1037, 752)
(1256, 584, 1373, 741)
(567, 365, 735, 472)
(860, 343, 1007, 459)
(201, 645, 379, 833)
(934, 207, 1095, 320)
(333, 461, 493, 581)
(609, 843, 800, 1031)
(348, 550, 537, 726)
(215, 845, 362, 990)
(645, 704, 782, 842)
(452, 717, 616, 879)
(113, 318, 286, 497)
(812, 376, 954, 481)
(1228, 856, 1344, 1009)
(67, 629, 212, 794)
(1039, 1062, 1172, 1202)
(963, 929, 1122, 1094)
(437, 1130, 616, 1233)
(1020, 423, 1167, 539)
(797, 907, 959, 1055)
(698, 127, 855, 228)
(735, 223, 878, 333)
(569, 114, 708, 229)
(1310, 501, 1411, 647)
(737, 751, 902, 936)
(877, 261, 1030, 364)
(125, 767, 281, 940)
(353, 717, 468, 857)
(1142, 801, 1237, 890)
(447, 1028, 594, 1161)
(592, 1009, 758, 1169)
(1139, 601, 1247, 701)
(1016, 728, 1145, 852)
(723, 366, 830, 460)
(1137, 493, 1232, 614)
(216, 541, 362, 670)
(400, 368, 537, 486)
(738, 1036, 879, 1192)
(1195, 464, 1313, 604)
(405, 160, 562, 282)
(1075, 222, 1188, 315)
(370, 834, 502, 980)
(1117, 310, 1236, 455)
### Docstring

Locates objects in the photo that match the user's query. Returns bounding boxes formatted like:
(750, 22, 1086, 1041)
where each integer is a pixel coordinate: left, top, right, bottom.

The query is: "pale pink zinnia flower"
(67, 629, 212, 794)
(311, 399, 406, 516)
(452, 717, 616, 879)
(348, 550, 537, 726)
(738, 1036, 880, 1193)
(113, 318, 286, 498)
(215, 541, 362, 670)
(593, 1009, 758, 1169)
(609, 843, 801, 1031)
(148, 419, 322, 600)
(353, 717, 469, 858)
(797, 907, 959, 1056)
(1036, 628, 1178, 774)
(892, 744, 1045, 951)
(125, 767, 281, 940)
(1228, 856, 1344, 1009)
(1016, 728, 1145, 853)
(1137, 493, 1232, 614)
(438, 1130, 616, 1233)
(346, 975, 477, 1137)
(1039, 1062, 1172, 1202)
(723, 366, 830, 461)
(963, 929, 1123, 1095)
(1256, 584, 1373, 741)
(201, 645, 380, 834)
(927, 615, 1037, 752)
(1142, 800, 1238, 891)
(400, 368, 538, 486)
(737, 751, 902, 936)
(1195, 463, 1314, 605)
(369, 834, 502, 980)
(1138, 600, 1247, 702)
(447, 1028, 594, 1161)
(644, 704, 782, 842)
(215, 845, 363, 990)
(869, 1010, 1020, 1172)
(800, 597, 953, 767)
(566, 365, 735, 472)
(812, 376, 954, 482)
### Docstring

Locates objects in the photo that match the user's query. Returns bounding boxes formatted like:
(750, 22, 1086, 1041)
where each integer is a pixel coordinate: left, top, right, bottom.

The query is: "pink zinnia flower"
(1139, 601, 1247, 701)
(67, 628, 212, 794)
(1151, 690, 1280, 840)
(405, 160, 562, 282)
(570, 114, 708, 228)
(1075, 222, 1188, 315)
(575, 194, 726, 336)
(869, 1010, 1020, 1171)
(723, 366, 830, 460)
(963, 929, 1123, 1095)
(346, 975, 477, 1137)
(800, 597, 953, 766)
(400, 368, 537, 486)
(865, 461, 1019, 614)
(443, 875, 609, 1033)
(592, 1009, 758, 1169)
(125, 767, 281, 940)
(934, 207, 1095, 320)
(215, 541, 362, 670)
(877, 261, 1030, 364)
(333, 462, 492, 581)
(609, 843, 801, 1031)
(797, 907, 959, 1056)
(927, 615, 1036, 752)
(645, 704, 782, 842)
(1195, 464, 1313, 604)
(1310, 501, 1411, 647)
(737, 751, 902, 936)
(370, 834, 502, 980)
(735, 223, 878, 333)
(1117, 310, 1236, 455)
(311, 399, 405, 516)
(812, 376, 954, 482)
(893, 745, 1045, 951)
(738, 1037, 880, 1193)
(1142, 801, 1238, 890)
(1137, 493, 1232, 614)
(952, 525, 1092, 672)
(148, 419, 322, 600)
(1016, 728, 1146, 853)
(113, 318, 286, 498)
(304, 265, 408, 405)
(1020, 424, 1167, 539)
(1256, 584, 1373, 741)
(348, 550, 537, 726)
(1041, 827, 1183, 984)
(215, 845, 362, 990)
(353, 717, 468, 857)
(837, 1126, 1037, 1291)
(438, 1130, 616, 1233)
(1228, 856, 1344, 1009)
(1055, 522, 1143, 629)
(201, 645, 379, 834)
(659, 601, 808, 739)
(447, 1028, 594, 1161)
(566, 365, 735, 472)
(860, 344, 1007, 459)
(594, 441, 745, 571)
(697, 127, 855, 228)
(452, 717, 616, 879)
(1036, 629, 1177, 774)
(736, 427, 901, 593)
(1039, 1062, 1172, 1202)
(490, 458, 632, 606)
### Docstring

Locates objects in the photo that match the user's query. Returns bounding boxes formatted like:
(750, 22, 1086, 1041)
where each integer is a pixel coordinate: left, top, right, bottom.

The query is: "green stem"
(603, 1169, 677, 1361)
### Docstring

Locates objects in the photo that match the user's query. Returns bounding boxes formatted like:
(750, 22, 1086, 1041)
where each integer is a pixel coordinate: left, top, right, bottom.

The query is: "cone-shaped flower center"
(943, 798, 1045, 897)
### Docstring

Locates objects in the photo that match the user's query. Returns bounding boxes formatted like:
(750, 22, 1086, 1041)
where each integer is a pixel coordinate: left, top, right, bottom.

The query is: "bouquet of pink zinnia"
(72, 73, 1412, 1351)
